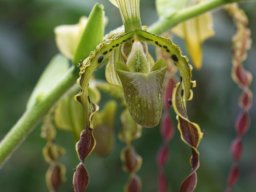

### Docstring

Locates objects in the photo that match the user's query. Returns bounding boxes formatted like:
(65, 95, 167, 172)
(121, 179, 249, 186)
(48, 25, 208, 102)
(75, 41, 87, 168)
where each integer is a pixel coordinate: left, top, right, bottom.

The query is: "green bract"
(73, 4, 105, 65)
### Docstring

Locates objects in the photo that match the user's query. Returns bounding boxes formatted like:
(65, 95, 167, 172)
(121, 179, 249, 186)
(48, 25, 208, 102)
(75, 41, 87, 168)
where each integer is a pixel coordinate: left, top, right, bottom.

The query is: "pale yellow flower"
(54, 17, 87, 59)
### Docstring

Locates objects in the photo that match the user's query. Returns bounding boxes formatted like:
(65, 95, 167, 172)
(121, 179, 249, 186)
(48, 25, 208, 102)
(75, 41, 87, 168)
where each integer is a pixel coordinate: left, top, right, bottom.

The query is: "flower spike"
(225, 4, 253, 191)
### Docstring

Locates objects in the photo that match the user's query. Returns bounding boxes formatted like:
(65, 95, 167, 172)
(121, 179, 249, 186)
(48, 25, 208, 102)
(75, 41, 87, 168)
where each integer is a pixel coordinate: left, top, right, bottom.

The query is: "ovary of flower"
(54, 17, 88, 60)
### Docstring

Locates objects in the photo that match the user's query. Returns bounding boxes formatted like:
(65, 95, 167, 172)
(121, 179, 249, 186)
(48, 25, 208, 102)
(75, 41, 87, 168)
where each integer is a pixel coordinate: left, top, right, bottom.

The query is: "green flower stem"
(0, 0, 242, 166)
(0, 67, 78, 166)
(149, 0, 242, 34)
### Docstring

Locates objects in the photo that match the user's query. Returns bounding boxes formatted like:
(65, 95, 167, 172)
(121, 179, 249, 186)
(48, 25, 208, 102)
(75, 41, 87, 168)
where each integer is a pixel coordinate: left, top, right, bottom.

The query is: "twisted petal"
(172, 83, 203, 192)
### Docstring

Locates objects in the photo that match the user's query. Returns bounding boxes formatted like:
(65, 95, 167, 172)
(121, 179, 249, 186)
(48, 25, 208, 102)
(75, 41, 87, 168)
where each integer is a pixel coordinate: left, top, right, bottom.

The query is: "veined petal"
(117, 64, 166, 128)
(110, 0, 141, 31)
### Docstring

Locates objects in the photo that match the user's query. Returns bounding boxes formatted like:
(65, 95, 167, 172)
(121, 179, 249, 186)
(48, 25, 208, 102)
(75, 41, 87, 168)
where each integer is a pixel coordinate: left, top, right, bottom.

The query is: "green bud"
(73, 4, 105, 65)
(126, 41, 150, 73)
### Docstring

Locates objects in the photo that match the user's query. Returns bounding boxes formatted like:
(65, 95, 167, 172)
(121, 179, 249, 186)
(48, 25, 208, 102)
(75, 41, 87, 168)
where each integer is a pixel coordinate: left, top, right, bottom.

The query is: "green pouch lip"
(117, 65, 166, 128)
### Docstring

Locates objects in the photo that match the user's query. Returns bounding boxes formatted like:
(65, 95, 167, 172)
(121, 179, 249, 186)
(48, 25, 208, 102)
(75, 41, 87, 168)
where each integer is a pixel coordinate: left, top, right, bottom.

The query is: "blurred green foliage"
(0, 0, 256, 191)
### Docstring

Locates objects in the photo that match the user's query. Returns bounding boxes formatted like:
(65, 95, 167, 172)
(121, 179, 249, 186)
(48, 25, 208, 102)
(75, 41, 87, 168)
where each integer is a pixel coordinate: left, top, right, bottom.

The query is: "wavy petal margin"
(173, 83, 203, 192)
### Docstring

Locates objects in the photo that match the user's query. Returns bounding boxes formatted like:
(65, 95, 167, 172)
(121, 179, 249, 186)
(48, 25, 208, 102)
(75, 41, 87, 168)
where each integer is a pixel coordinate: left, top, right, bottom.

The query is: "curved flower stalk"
(225, 4, 252, 192)
(41, 108, 66, 192)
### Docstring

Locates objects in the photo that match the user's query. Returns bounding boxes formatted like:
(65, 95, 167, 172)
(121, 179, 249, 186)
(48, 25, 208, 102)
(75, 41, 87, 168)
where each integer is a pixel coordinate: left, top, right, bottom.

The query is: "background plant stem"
(0, 67, 78, 166)
(0, 0, 241, 166)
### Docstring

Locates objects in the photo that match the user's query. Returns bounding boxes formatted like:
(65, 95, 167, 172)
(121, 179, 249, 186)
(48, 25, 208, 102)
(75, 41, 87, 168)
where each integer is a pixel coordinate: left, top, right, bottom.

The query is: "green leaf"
(156, 0, 189, 18)
(73, 4, 105, 65)
(27, 54, 69, 109)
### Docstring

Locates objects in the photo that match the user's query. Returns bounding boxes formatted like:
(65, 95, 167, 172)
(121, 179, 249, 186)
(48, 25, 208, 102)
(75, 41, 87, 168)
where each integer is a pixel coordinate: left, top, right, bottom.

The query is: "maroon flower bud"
(235, 65, 252, 87)
(76, 128, 96, 162)
(50, 165, 62, 192)
(163, 78, 175, 109)
(158, 171, 168, 192)
(122, 146, 142, 173)
(239, 90, 252, 110)
(180, 173, 197, 192)
(235, 112, 249, 136)
(73, 163, 89, 192)
(126, 175, 141, 192)
(227, 164, 239, 187)
(161, 113, 174, 142)
(231, 138, 243, 161)
(157, 145, 169, 167)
